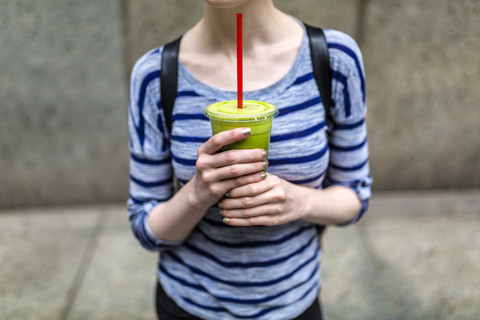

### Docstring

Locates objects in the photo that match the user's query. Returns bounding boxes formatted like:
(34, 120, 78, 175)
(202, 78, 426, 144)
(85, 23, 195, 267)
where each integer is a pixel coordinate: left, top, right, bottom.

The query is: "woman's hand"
(219, 174, 364, 227)
(188, 127, 269, 210)
(218, 174, 308, 227)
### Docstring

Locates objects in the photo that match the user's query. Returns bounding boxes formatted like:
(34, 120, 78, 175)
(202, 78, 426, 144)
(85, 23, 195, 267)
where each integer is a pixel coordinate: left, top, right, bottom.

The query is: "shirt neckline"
(178, 23, 308, 101)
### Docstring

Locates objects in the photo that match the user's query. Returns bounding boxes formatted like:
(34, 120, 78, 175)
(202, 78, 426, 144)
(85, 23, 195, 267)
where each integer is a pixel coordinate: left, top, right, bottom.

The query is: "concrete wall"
(363, 0, 480, 189)
(0, 0, 128, 207)
(1, 0, 479, 208)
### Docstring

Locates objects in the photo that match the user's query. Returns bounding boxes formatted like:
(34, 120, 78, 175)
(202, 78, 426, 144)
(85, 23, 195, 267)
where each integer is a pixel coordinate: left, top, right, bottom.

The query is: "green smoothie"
(204, 100, 278, 151)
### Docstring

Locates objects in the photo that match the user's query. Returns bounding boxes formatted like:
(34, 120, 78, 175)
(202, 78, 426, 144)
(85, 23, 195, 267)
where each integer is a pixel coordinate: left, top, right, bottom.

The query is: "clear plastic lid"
(205, 100, 278, 121)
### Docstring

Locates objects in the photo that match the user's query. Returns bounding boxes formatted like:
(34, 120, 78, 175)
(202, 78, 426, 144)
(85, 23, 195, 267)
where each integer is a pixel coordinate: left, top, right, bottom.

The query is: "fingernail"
(223, 217, 230, 224)
(262, 150, 268, 159)
(261, 172, 267, 180)
(219, 209, 224, 216)
(262, 160, 269, 168)
(241, 128, 251, 136)
(218, 202, 223, 208)
(224, 192, 230, 198)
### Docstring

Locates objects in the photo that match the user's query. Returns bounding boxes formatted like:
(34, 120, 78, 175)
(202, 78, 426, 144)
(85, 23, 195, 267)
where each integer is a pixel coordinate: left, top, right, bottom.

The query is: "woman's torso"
(161, 29, 329, 320)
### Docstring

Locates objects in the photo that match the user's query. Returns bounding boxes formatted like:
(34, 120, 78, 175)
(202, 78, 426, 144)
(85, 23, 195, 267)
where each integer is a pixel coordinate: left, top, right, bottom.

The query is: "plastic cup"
(204, 100, 278, 151)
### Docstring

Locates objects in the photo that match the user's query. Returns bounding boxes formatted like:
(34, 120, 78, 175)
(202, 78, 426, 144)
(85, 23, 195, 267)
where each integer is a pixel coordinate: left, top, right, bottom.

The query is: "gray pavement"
(1, 190, 479, 320)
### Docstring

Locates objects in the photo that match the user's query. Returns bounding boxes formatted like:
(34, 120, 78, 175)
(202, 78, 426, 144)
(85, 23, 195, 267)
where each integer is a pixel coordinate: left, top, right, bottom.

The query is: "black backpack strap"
(160, 36, 182, 136)
(304, 24, 334, 132)
(304, 24, 332, 236)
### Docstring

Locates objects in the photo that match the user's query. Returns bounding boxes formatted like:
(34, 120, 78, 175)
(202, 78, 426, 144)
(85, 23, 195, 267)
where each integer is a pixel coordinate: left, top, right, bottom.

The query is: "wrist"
(185, 178, 211, 212)
(301, 186, 323, 221)
(301, 186, 336, 226)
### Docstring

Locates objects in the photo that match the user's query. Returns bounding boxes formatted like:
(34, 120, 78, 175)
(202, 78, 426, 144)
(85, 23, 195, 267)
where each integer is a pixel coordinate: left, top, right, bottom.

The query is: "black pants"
(155, 282, 323, 320)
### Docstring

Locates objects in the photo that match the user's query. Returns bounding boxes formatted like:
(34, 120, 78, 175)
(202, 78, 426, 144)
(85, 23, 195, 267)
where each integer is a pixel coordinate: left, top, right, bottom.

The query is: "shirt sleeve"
(324, 31, 373, 224)
(127, 47, 182, 250)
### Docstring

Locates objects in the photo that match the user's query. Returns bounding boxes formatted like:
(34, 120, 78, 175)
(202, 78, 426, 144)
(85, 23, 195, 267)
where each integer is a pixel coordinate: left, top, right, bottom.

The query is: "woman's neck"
(179, 0, 304, 91)
(199, 0, 288, 56)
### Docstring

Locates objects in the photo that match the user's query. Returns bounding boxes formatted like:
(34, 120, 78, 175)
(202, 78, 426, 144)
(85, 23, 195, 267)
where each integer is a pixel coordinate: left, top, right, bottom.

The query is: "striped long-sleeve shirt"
(127, 26, 372, 320)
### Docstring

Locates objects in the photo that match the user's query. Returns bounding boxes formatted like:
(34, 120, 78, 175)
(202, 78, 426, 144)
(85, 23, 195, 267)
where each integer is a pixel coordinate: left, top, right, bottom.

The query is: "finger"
(221, 202, 281, 220)
(220, 187, 273, 210)
(209, 171, 267, 204)
(212, 173, 267, 203)
(224, 176, 273, 199)
(206, 160, 267, 183)
(222, 209, 283, 227)
(211, 148, 267, 168)
(199, 128, 251, 155)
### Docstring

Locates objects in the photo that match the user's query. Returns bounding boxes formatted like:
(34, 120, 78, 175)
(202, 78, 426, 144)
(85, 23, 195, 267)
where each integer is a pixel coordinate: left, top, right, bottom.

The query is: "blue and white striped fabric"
(127, 27, 372, 320)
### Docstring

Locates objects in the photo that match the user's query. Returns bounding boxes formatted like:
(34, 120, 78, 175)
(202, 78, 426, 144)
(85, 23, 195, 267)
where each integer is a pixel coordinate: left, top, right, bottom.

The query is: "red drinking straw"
(236, 13, 243, 109)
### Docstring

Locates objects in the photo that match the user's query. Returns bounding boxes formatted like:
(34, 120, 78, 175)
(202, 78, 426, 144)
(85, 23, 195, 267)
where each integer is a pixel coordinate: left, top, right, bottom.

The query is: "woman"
(128, 0, 372, 319)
